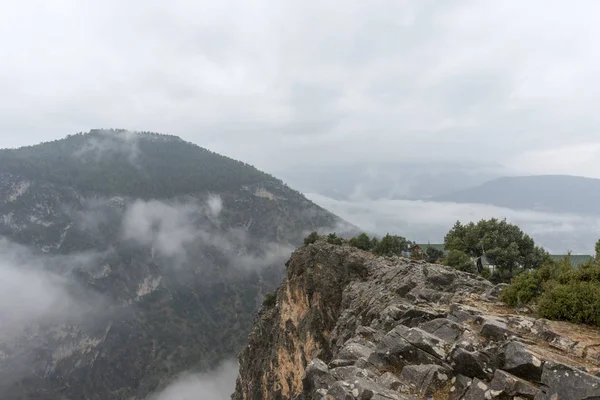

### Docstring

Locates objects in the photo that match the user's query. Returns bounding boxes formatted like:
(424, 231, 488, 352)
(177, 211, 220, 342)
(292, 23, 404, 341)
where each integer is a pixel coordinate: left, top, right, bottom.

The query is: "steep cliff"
(233, 240, 600, 400)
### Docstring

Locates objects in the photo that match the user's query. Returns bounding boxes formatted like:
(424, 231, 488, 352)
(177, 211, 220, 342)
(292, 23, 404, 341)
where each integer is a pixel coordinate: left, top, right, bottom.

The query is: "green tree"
(327, 233, 343, 245)
(304, 231, 319, 246)
(444, 250, 477, 274)
(426, 247, 445, 264)
(595, 239, 600, 262)
(349, 233, 374, 251)
(444, 219, 547, 276)
(373, 234, 412, 257)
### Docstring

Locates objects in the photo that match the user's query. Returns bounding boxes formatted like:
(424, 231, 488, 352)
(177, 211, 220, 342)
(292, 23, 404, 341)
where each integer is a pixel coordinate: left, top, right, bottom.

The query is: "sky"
(2, 0, 600, 177)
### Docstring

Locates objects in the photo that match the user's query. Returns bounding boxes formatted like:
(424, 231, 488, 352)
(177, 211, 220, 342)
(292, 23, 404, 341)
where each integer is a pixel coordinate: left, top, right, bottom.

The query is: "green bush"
(500, 270, 542, 307)
(444, 250, 476, 274)
(538, 281, 600, 326)
(327, 233, 343, 245)
(304, 231, 320, 246)
(262, 292, 277, 308)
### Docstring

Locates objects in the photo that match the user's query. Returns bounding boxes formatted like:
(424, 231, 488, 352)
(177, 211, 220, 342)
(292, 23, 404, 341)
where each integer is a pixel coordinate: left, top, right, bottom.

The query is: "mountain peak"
(0, 130, 278, 198)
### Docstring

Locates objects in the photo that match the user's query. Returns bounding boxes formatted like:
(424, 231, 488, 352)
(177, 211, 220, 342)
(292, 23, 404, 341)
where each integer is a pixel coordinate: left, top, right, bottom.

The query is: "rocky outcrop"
(233, 241, 600, 400)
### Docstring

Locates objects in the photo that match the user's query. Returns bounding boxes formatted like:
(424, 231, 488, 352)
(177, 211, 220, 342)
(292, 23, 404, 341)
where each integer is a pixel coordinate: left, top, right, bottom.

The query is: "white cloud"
(306, 193, 600, 254)
(73, 130, 140, 164)
(121, 197, 295, 269)
(505, 142, 600, 178)
(1, 1, 600, 175)
(149, 360, 238, 400)
(0, 238, 99, 341)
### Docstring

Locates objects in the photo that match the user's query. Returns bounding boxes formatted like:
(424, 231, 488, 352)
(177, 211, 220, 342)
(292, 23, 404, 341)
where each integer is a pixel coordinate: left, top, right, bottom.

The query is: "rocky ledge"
(232, 241, 600, 400)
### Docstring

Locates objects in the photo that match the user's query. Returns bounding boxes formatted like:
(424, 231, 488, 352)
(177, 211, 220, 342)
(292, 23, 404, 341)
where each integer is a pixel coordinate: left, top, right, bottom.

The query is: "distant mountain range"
(433, 175, 600, 215)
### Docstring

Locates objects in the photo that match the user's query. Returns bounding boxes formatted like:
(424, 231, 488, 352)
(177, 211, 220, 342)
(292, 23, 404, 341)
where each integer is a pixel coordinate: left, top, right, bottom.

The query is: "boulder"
(488, 369, 540, 399)
(502, 342, 544, 382)
(303, 359, 336, 392)
(540, 361, 600, 400)
(479, 317, 514, 341)
(451, 348, 499, 380)
(448, 375, 472, 400)
(398, 364, 452, 395)
(419, 318, 464, 342)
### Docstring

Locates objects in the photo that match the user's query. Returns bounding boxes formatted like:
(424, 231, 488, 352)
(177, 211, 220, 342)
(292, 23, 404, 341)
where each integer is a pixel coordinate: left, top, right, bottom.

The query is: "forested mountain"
(0, 130, 346, 399)
(433, 175, 600, 215)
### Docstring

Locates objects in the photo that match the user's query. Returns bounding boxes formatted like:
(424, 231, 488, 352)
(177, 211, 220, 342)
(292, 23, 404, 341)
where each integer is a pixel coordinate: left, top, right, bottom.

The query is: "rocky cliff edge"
(233, 240, 600, 400)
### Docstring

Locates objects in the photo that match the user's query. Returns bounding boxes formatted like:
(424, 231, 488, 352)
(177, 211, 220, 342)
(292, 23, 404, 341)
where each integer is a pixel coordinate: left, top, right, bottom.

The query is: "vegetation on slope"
(0, 129, 280, 198)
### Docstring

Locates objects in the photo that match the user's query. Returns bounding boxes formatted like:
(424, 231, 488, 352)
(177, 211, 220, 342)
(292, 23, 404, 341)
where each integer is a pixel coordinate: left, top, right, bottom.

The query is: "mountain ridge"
(432, 174, 600, 215)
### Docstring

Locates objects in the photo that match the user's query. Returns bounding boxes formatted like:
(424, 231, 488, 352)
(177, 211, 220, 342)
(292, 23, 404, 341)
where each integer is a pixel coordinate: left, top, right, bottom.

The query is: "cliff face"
(233, 241, 600, 400)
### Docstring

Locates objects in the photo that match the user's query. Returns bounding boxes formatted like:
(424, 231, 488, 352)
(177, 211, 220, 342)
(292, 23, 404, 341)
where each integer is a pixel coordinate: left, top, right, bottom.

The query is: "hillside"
(0, 130, 346, 399)
(433, 175, 600, 214)
(233, 240, 600, 399)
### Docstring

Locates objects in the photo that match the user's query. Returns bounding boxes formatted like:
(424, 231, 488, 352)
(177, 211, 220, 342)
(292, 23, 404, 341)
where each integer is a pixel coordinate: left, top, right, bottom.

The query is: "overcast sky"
(2, 0, 600, 176)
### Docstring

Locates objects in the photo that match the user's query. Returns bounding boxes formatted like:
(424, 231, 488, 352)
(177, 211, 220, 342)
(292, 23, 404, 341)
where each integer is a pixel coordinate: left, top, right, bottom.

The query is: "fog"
(0, 238, 102, 341)
(149, 360, 238, 400)
(306, 193, 600, 254)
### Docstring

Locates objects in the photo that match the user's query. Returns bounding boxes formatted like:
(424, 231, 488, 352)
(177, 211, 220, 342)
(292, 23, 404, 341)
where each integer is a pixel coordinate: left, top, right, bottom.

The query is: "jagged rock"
(479, 317, 514, 341)
(377, 372, 405, 391)
(326, 381, 355, 400)
(398, 364, 452, 395)
(368, 327, 443, 373)
(406, 287, 451, 304)
(451, 347, 500, 380)
(233, 243, 600, 400)
(395, 308, 446, 327)
(488, 369, 540, 398)
(448, 375, 473, 400)
(336, 342, 375, 362)
(304, 359, 336, 392)
(448, 303, 481, 323)
(419, 318, 464, 342)
(401, 327, 451, 359)
(482, 283, 510, 302)
(356, 326, 385, 343)
(461, 378, 493, 400)
(424, 267, 457, 286)
(503, 342, 544, 382)
(540, 361, 600, 399)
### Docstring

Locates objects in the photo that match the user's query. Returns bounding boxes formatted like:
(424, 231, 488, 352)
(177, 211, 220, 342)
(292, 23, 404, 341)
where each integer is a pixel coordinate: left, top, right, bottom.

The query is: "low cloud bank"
(149, 360, 238, 400)
(306, 193, 600, 254)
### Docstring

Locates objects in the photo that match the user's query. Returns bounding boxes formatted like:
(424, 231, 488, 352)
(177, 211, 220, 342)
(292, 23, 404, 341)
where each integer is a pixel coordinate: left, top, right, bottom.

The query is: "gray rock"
(368, 327, 444, 373)
(448, 375, 472, 400)
(401, 327, 451, 359)
(377, 372, 405, 391)
(337, 342, 375, 362)
(303, 359, 336, 392)
(479, 317, 513, 341)
(460, 378, 491, 400)
(419, 318, 464, 342)
(451, 348, 499, 380)
(425, 267, 457, 286)
(489, 369, 540, 399)
(326, 381, 354, 400)
(540, 361, 600, 400)
(399, 364, 452, 395)
(482, 283, 509, 302)
(356, 326, 385, 342)
(503, 342, 544, 382)
(396, 308, 445, 327)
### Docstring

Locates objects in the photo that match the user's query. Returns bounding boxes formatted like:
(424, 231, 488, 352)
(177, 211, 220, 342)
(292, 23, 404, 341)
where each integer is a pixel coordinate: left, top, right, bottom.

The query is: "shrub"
(262, 292, 277, 308)
(500, 270, 542, 307)
(537, 281, 600, 327)
(304, 231, 319, 246)
(444, 250, 476, 274)
(327, 233, 343, 245)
